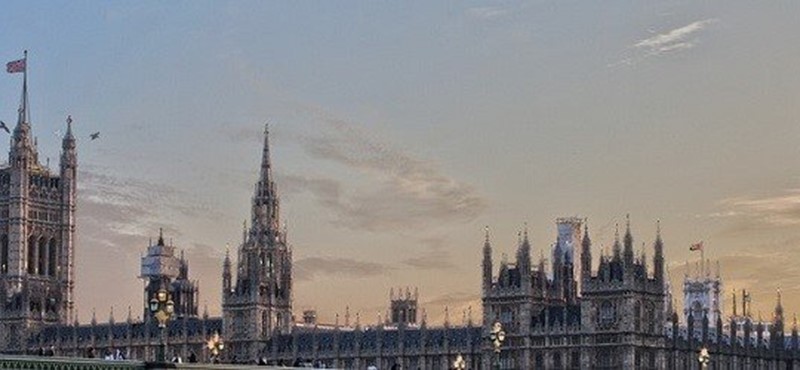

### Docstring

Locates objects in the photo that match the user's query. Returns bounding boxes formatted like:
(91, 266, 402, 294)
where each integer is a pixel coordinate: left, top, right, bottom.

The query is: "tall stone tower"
(223, 125, 292, 362)
(580, 216, 666, 368)
(0, 71, 77, 352)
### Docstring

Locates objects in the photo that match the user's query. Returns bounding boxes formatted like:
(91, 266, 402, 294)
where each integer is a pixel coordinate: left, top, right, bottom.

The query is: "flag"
(6, 58, 25, 73)
(689, 241, 703, 251)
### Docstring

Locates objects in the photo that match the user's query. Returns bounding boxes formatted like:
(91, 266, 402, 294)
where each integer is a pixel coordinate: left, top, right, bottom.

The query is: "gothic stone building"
(0, 76, 77, 353)
(3, 74, 800, 367)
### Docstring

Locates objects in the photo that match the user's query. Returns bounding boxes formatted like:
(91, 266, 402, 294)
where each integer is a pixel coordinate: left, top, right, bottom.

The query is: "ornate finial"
(656, 219, 661, 236)
(157, 228, 164, 246)
(626, 213, 631, 229)
(484, 225, 490, 243)
(517, 231, 522, 245)
(523, 222, 528, 240)
(335, 313, 339, 327)
(444, 306, 450, 326)
(614, 223, 620, 240)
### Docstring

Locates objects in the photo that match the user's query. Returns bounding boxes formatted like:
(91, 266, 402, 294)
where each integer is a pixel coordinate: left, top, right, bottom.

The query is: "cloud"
(401, 237, 456, 270)
(294, 257, 388, 282)
(721, 190, 800, 227)
(466, 6, 508, 21)
(291, 115, 487, 232)
(613, 19, 717, 66)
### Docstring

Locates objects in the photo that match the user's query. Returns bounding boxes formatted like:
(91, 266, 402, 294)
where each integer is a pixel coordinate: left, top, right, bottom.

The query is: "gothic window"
(646, 302, 656, 333)
(262, 311, 269, 337)
(27, 235, 36, 274)
(535, 353, 544, 368)
(1, 234, 7, 274)
(598, 300, 616, 329)
(634, 301, 642, 331)
(48, 238, 57, 277)
(571, 351, 580, 369)
(38, 237, 47, 275)
(553, 352, 562, 368)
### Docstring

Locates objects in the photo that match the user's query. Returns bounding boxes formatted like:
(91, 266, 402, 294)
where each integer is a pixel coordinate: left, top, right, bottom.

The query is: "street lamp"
(453, 354, 466, 370)
(489, 322, 506, 370)
(148, 289, 174, 362)
(206, 331, 225, 363)
(698, 347, 710, 370)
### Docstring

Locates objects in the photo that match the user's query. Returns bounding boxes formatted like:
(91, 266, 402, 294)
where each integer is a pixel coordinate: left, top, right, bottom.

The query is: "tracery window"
(27, 235, 36, 274)
(38, 237, 47, 275)
(48, 238, 57, 277)
(1, 234, 8, 274)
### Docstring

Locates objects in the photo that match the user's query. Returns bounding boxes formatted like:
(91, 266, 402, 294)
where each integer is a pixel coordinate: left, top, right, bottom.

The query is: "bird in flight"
(0, 121, 8, 134)
(90, 132, 100, 140)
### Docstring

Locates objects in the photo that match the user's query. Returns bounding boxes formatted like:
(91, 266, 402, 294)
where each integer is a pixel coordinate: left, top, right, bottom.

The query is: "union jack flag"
(689, 241, 703, 251)
(6, 59, 25, 73)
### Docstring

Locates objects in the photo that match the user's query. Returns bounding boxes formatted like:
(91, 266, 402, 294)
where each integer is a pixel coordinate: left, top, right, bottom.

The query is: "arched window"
(48, 238, 57, 277)
(38, 237, 47, 275)
(1, 234, 7, 274)
(634, 301, 642, 331)
(27, 235, 36, 274)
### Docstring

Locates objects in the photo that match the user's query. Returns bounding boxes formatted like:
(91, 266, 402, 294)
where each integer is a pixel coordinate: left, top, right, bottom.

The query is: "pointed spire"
(127, 305, 132, 324)
(654, 219, 665, 282)
(444, 306, 450, 327)
(109, 306, 115, 324)
(581, 220, 592, 275)
(62, 115, 76, 150)
(157, 228, 165, 246)
(260, 123, 272, 182)
(623, 214, 634, 264)
(612, 223, 621, 259)
(91, 307, 97, 325)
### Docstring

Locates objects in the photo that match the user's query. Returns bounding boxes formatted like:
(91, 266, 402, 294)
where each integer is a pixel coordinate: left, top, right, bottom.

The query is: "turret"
(222, 245, 232, 295)
(482, 227, 492, 292)
(580, 222, 592, 279)
(653, 220, 665, 283)
(623, 214, 634, 266)
(612, 224, 621, 261)
(517, 226, 531, 289)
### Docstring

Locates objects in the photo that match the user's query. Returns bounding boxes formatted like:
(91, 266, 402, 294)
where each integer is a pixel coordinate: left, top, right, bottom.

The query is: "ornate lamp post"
(453, 354, 466, 370)
(489, 322, 506, 370)
(698, 347, 710, 370)
(206, 331, 225, 363)
(148, 289, 174, 363)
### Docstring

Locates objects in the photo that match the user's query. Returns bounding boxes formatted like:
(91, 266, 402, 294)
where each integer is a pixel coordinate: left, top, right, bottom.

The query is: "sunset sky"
(1, 1, 799, 325)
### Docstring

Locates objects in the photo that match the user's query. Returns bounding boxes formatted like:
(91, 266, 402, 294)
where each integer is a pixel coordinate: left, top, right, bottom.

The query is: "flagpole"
(23, 50, 28, 124)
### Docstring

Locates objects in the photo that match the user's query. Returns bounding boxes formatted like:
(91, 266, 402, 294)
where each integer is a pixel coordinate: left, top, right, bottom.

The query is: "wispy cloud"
(294, 257, 388, 282)
(288, 114, 487, 232)
(466, 6, 509, 21)
(718, 189, 800, 227)
(613, 19, 717, 66)
(401, 237, 456, 270)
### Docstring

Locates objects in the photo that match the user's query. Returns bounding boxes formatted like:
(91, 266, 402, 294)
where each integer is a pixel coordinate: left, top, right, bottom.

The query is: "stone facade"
(0, 77, 77, 353)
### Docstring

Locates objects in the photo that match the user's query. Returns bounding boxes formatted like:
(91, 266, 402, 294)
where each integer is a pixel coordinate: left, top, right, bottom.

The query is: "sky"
(1, 1, 800, 326)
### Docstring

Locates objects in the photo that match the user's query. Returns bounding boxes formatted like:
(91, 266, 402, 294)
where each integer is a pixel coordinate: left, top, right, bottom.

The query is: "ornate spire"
(653, 219, 665, 282)
(581, 220, 592, 275)
(157, 228, 165, 246)
(612, 223, 621, 259)
(251, 123, 281, 238)
(623, 214, 634, 264)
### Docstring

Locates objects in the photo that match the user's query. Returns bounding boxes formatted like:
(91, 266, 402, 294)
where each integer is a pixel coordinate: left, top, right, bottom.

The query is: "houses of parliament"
(2, 76, 800, 370)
